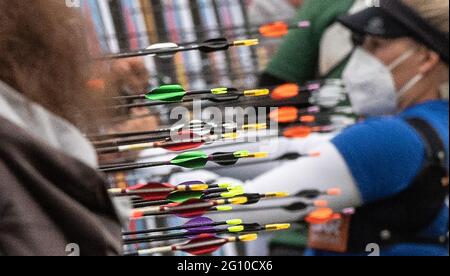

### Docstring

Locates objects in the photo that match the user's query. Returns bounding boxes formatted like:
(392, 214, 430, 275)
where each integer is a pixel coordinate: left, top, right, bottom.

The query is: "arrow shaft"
(89, 122, 213, 141)
(96, 137, 209, 154)
(123, 228, 229, 245)
(99, 161, 171, 173)
(92, 134, 170, 148)
(112, 188, 175, 197)
(132, 188, 229, 207)
(176, 238, 229, 253)
(122, 221, 224, 236)
(88, 129, 171, 141)
(215, 202, 313, 214)
(100, 40, 227, 60)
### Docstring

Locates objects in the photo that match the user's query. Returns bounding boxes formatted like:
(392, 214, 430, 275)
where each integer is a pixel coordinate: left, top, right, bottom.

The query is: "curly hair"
(0, 0, 112, 128)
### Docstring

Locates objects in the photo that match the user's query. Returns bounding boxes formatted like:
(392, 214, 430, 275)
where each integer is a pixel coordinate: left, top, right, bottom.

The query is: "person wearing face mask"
(209, 0, 448, 256)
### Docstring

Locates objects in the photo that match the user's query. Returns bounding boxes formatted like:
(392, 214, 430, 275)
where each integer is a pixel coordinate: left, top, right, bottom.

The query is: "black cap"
(338, 0, 449, 64)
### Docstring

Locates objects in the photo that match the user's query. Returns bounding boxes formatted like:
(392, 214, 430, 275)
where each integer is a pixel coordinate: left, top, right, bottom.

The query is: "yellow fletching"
(265, 224, 291, 231)
(222, 132, 239, 140)
(242, 123, 267, 130)
(233, 39, 259, 47)
(211, 87, 229, 95)
(234, 150, 250, 158)
(243, 89, 270, 97)
(265, 192, 289, 198)
(229, 185, 245, 192)
(239, 234, 258, 242)
(216, 205, 233, 212)
(249, 152, 269, 159)
(230, 197, 249, 205)
(188, 184, 209, 191)
(229, 226, 245, 233)
(226, 219, 243, 225)
(218, 183, 232, 188)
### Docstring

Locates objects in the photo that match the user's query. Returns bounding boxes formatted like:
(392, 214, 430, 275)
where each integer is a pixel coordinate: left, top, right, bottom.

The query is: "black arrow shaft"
(99, 161, 171, 173)
(123, 228, 228, 245)
(123, 221, 225, 236)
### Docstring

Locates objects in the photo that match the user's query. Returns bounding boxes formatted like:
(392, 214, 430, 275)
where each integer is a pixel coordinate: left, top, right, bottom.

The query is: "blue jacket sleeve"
(332, 118, 426, 203)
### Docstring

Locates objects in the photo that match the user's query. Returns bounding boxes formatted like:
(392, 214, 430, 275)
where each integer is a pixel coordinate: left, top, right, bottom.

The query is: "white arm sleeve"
(206, 142, 362, 225)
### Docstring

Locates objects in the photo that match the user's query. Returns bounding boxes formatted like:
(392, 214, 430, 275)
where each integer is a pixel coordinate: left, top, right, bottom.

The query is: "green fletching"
(146, 84, 186, 102)
(167, 191, 203, 203)
(170, 151, 209, 169)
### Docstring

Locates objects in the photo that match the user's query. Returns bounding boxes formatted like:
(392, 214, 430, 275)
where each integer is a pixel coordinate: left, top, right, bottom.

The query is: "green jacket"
(265, 0, 355, 84)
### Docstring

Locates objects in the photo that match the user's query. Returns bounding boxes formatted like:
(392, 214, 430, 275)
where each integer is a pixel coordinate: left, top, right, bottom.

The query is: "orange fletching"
(309, 152, 321, 158)
(259, 21, 289, 38)
(314, 200, 329, 208)
(305, 208, 334, 225)
(269, 107, 299, 123)
(300, 115, 316, 123)
(327, 188, 342, 196)
(271, 83, 300, 100)
(283, 126, 312, 138)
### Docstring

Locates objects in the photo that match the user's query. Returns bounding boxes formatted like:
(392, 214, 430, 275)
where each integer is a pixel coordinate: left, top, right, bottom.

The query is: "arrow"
(110, 181, 235, 202)
(106, 88, 270, 110)
(123, 223, 290, 245)
(208, 152, 321, 173)
(130, 191, 290, 219)
(97, 79, 347, 126)
(270, 80, 344, 101)
(225, 200, 329, 215)
(269, 106, 355, 124)
(131, 187, 339, 209)
(282, 125, 336, 138)
(122, 217, 242, 236)
(96, 132, 239, 154)
(258, 20, 311, 38)
(92, 123, 266, 150)
(269, 106, 322, 124)
(88, 121, 267, 142)
(131, 197, 250, 219)
(295, 188, 342, 199)
(108, 181, 211, 201)
(110, 85, 269, 103)
(130, 184, 243, 203)
(125, 233, 258, 256)
(99, 151, 269, 173)
(101, 37, 259, 60)
(131, 186, 245, 208)
(160, 20, 310, 40)
(305, 208, 343, 225)
(201, 192, 288, 203)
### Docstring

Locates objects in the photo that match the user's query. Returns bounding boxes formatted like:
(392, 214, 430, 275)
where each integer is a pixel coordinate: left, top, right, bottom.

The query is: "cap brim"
(338, 7, 406, 38)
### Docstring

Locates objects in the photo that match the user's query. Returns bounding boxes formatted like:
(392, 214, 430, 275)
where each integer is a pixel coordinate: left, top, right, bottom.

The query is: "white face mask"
(343, 47, 423, 116)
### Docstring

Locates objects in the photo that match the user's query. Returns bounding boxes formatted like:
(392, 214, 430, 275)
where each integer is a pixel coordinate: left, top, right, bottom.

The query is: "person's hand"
(98, 108, 159, 164)
(111, 58, 150, 94)
(111, 108, 159, 133)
